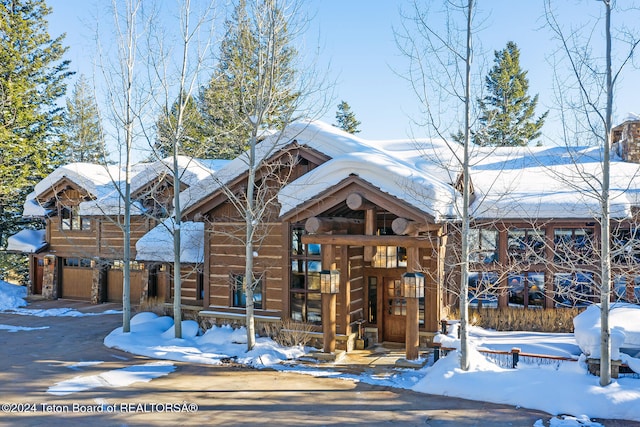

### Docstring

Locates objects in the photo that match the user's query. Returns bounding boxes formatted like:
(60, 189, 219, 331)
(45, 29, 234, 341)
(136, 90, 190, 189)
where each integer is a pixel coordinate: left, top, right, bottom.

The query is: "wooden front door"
(383, 277, 406, 342)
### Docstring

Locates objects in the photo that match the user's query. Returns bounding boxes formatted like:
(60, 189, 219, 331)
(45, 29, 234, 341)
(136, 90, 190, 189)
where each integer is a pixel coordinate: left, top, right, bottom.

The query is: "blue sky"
(47, 0, 640, 148)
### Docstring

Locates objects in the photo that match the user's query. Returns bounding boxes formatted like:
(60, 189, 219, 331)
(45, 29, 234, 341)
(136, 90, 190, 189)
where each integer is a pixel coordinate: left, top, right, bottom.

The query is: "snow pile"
(412, 325, 640, 423)
(48, 361, 176, 396)
(574, 304, 640, 360)
(0, 280, 27, 311)
(104, 312, 307, 367)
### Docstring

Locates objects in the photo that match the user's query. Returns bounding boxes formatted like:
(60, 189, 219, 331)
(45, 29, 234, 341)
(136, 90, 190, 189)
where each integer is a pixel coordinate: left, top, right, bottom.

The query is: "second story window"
(61, 206, 91, 231)
(469, 228, 498, 263)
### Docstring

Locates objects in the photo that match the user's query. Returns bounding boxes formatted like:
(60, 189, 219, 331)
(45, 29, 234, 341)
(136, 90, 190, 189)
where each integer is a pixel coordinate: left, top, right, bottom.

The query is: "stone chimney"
(612, 116, 640, 163)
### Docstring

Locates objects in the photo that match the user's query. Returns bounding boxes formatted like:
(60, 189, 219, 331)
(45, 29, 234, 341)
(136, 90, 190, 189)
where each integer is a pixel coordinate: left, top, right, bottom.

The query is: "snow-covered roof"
(178, 119, 640, 223)
(6, 229, 47, 253)
(469, 144, 640, 220)
(24, 157, 223, 218)
(135, 220, 204, 263)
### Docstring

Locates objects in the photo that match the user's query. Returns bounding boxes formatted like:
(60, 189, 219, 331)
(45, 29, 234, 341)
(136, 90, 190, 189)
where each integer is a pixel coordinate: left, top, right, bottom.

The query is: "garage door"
(60, 258, 93, 300)
(107, 269, 144, 303)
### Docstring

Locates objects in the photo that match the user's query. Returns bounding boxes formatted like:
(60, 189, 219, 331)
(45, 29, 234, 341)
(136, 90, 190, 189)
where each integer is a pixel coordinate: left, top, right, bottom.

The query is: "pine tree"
(199, 0, 298, 159)
(62, 74, 105, 163)
(334, 100, 361, 134)
(0, 0, 72, 281)
(475, 41, 547, 147)
(154, 93, 206, 158)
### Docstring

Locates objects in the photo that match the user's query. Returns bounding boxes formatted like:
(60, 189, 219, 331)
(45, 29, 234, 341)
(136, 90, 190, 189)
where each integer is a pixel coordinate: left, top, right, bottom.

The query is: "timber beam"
(305, 217, 364, 234)
(301, 233, 436, 249)
(392, 217, 441, 236)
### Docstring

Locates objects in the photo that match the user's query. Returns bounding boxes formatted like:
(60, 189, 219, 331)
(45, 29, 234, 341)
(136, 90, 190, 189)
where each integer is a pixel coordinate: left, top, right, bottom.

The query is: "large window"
(61, 206, 91, 231)
(508, 228, 545, 263)
(231, 273, 263, 309)
(508, 272, 545, 307)
(468, 271, 499, 308)
(612, 227, 640, 264)
(290, 226, 322, 324)
(614, 275, 640, 303)
(554, 272, 594, 307)
(469, 228, 498, 264)
(553, 228, 594, 264)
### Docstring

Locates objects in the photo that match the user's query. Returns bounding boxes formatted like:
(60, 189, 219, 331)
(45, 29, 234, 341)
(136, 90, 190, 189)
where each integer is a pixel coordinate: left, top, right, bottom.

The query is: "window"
(554, 272, 594, 307)
(112, 260, 144, 270)
(508, 272, 545, 308)
(372, 246, 407, 268)
(469, 228, 498, 263)
(290, 225, 322, 324)
(613, 275, 640, 303)
(63, 258, 92, 268)
(231, 273, 263, 309)
(468, 272, 499, 308)
(61, 206, 91, 231)
(553, 228, 594, 264)
(196, 269, 204, 301)
(367, 277, 377, 323)
(508, 228, 545, 263)
(612, 227, 640, 264)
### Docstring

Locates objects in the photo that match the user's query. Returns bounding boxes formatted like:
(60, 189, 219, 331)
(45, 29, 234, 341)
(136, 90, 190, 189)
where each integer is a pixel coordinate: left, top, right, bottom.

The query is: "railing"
(430, 342, 577, 369)
(430, 342, 637, 377)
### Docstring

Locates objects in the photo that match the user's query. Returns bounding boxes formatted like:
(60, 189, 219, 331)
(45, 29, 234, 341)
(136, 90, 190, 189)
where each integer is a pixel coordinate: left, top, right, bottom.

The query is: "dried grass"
(449, 306, 584, 332)
(263, 319, 316, 347)
(137, 297, 169, 316)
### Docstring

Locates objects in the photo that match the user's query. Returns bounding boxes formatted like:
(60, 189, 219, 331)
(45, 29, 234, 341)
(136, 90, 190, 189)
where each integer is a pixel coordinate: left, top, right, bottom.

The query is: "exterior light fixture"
(320, 269, 340, 294)
(402, 272, 425, 299)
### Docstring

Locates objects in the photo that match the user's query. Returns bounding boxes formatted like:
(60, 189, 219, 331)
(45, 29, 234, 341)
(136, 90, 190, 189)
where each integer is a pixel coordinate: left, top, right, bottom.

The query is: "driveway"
(0, 299, 635, 427)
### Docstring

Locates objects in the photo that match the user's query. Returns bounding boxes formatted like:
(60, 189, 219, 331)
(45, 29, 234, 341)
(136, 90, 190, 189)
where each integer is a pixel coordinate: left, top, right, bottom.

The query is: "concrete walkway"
(0, 299, 636, 427)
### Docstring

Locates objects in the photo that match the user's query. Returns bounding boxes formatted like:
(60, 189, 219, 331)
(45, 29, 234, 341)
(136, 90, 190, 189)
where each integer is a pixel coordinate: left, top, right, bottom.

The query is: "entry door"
(383, 278, 406, 342)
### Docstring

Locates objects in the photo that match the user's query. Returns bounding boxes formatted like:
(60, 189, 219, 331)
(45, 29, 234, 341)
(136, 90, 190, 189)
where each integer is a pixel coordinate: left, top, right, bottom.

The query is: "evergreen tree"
(154, 93, 207, 159)
(475, 41, 547, 146)
(334, 100, 361, 134)
(62, 74, 105, 163)
(0, 0, 72, 281)
(199, 0, 298, 159)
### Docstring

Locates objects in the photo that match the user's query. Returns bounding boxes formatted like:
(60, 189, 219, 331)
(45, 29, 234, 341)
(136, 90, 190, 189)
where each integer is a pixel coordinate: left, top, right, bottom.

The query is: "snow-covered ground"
(2, 279, 639, 426)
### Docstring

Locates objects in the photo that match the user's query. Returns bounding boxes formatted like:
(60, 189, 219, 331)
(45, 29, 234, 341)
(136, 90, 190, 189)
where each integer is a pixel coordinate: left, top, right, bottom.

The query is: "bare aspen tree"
(396, 0, 476, 371)
(193, 0, 329, 351)
(95, 0, 151, 332)
(144, 0, 216, 338)
(545, 0, 640, 386)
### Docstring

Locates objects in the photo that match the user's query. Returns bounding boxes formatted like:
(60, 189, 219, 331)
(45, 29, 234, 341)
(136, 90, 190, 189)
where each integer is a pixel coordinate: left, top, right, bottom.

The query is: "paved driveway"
(0, 299, 636, 427)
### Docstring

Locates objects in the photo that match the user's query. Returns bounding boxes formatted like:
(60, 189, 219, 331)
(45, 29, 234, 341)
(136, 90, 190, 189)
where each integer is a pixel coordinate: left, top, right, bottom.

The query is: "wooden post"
(322, 292, 337, 353)
(406, 297, 419, 360)
(321, 244, 337, 354)
(405, 246, 420, 361)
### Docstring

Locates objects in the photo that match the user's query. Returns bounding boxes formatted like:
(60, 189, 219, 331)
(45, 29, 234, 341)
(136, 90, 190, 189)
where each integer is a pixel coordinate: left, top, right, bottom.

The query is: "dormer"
(131, 174, 188, 218)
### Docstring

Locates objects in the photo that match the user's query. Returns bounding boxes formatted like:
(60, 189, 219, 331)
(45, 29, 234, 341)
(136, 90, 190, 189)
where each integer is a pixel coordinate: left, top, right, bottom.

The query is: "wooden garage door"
(60, 260, 93, 300)
(107, 269, 144, 303)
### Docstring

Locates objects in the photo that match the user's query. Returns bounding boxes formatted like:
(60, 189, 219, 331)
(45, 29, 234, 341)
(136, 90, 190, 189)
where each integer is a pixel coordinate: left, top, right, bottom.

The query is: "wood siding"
(207, 222, 284, 315)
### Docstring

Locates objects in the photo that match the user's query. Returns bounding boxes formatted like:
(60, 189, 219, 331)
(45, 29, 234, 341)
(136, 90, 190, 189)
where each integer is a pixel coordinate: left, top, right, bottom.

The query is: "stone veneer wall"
(42, 255, 57, 300)
(620, 121, 640, 163)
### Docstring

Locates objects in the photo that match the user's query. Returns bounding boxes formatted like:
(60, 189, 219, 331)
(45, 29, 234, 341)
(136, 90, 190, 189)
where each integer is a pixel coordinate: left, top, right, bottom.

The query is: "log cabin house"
(11, 118, 640, 358)
(12, 156, 220, 304)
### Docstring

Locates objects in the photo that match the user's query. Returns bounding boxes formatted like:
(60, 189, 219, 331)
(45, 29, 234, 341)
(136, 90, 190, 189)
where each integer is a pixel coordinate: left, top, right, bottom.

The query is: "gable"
(279, 175, 435, 225)
(182, 144, 329, 220)
(35, 177, 95, 208)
